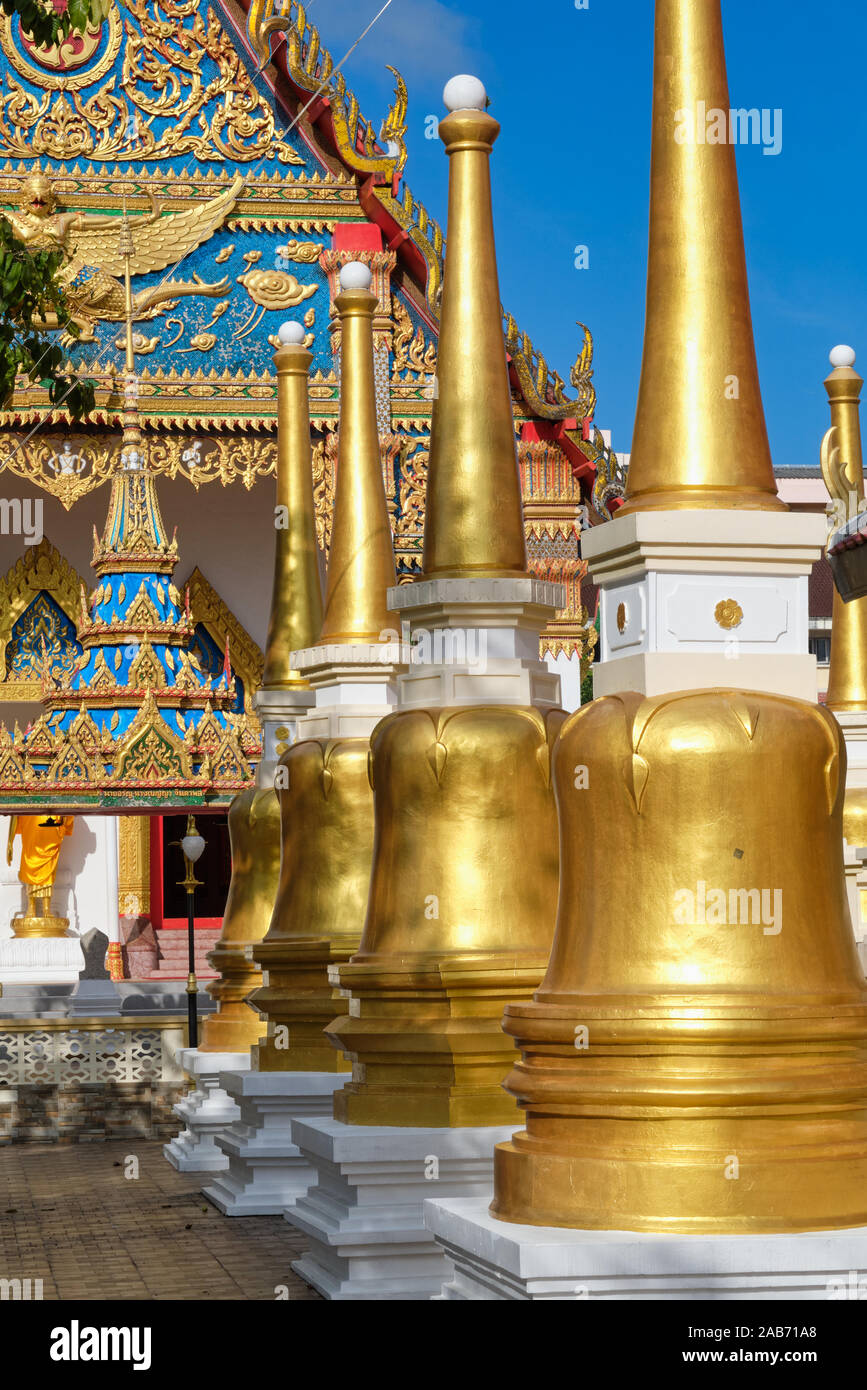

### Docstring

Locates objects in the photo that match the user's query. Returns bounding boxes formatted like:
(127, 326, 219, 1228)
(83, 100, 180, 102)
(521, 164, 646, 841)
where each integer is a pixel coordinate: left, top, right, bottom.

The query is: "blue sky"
(312, 0, 867, 470)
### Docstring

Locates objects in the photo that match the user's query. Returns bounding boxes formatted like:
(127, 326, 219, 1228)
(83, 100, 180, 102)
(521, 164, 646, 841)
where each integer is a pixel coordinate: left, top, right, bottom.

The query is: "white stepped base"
(287, 1116, 518, 1300)
(163, 1048, 250, 1173)
(0, 935, 84, 986)
(424, 1198, 867, 1300)
(203, 1071, 345, 1216)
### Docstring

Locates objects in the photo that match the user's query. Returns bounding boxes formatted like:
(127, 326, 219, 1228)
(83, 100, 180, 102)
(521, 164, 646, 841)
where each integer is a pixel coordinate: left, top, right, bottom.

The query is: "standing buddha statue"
(6, 814, 74, 936)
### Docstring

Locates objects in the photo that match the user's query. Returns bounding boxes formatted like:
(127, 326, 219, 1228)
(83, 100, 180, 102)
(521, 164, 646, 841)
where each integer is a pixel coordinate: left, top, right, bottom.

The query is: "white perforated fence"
(0, 1023, 185, 1086)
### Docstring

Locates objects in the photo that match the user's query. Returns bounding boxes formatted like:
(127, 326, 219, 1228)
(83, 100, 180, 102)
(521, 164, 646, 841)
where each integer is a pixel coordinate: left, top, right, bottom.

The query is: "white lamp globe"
(339, 261, 373, 291)
(278, 321, 305, 346)
(830, 345, 857, 370)
(443, 75, 487, 113)
(182, 831, 206, 863)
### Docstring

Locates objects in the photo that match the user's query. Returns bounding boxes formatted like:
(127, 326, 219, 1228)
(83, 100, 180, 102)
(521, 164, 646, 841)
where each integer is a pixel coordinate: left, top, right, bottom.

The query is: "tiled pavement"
(0, 1140, 321, 1301)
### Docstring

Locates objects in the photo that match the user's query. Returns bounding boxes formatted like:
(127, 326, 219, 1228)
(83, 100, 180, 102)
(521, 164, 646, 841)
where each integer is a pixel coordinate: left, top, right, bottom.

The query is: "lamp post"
(179, 814, 206, 1049)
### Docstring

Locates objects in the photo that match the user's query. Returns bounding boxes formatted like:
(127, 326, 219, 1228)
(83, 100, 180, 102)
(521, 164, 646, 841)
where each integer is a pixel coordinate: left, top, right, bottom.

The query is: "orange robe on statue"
(12, 815, 74, 887)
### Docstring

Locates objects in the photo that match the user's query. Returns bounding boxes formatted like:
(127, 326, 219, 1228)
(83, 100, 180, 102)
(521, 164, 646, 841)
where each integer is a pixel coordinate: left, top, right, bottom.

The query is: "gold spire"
(422, 78, 527, 577)
(262, 324, 324, 687)
(316, 262, 396, 644)
(619, 0, 784, 514)
(119, 198, 140, 454)
(823, 347, 867, 711)
(95, 201, 173, 567)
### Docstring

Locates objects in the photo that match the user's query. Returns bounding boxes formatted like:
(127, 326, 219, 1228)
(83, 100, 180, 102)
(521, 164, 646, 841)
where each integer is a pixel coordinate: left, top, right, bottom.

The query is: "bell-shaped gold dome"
(493, 689, 867, 1233)
(199, 787, 280, 1053)
(251, 737, 374, 1072)
(328, 705, 566, 1126)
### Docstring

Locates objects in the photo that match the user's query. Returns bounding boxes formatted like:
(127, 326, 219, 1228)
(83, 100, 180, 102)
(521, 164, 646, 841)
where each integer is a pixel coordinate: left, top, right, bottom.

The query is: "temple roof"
(0, 223, 260, 810)
(0, 0, 599, 448)
(0, 440, 260, 809)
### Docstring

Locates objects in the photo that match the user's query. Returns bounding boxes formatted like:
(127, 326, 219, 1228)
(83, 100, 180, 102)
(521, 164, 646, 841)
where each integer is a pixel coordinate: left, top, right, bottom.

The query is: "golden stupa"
(251, 263, 397, 1073)
(824, 352, 867, 715)
(326, 78, 565, 1128)
(821, 348, 867, 849)
(199, 324, 322, 1053)
(489, 0, 867, 1234)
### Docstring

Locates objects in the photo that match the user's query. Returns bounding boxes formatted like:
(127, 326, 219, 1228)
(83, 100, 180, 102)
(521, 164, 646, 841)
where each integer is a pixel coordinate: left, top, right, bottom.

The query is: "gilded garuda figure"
(2, 171, 244, 340)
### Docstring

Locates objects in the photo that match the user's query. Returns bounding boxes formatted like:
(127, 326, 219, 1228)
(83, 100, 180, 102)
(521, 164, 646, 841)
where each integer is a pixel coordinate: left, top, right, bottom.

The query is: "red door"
(149, 813, 231, 929)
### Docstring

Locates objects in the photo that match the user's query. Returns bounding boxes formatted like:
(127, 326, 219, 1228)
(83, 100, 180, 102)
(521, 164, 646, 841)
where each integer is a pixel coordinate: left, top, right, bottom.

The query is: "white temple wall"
(545, 651, 583, 714)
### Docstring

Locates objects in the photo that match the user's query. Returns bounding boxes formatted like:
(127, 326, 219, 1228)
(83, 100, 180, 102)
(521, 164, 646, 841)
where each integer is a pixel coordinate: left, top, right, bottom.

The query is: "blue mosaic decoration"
(5, 593, 82, 682)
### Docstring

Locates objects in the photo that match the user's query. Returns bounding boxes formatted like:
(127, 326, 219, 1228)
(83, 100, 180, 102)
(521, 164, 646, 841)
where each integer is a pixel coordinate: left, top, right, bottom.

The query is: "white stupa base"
(290, 646, 406, 740)
(0, 935, 84, 986)
(203, 1070, 345, 1216)
(254, 687, 317, 779)
(545, 650, 583, 714)
(582, 509, 826, 702)
(591, 652, 819, 702)
(286, 1116, 518, 1301)
(163, 1048, 250, 1173)
(836, 711, 867, 787)
(388, 576, 564, 710)
(424, 1198, 867, 1300)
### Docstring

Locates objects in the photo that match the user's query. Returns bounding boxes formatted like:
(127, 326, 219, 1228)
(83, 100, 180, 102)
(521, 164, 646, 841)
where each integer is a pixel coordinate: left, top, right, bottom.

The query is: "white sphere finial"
(830, 344, 857, 370)
(443, 75, 487, 113)
(339, 261, 373, 291)
(278, 321, 305, 346)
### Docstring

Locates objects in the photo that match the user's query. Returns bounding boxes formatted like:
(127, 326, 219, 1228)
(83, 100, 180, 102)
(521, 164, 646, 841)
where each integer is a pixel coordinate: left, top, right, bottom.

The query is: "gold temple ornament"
(714, 598, 744, 631)
(3, 171, 240, 341)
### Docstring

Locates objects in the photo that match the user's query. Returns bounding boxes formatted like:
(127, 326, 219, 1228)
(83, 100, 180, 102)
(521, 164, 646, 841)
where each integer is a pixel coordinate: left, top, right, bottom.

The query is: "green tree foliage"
(0, 0, 113, 51)
(0, 218, 95, 417)
(0, 0, 107, 415)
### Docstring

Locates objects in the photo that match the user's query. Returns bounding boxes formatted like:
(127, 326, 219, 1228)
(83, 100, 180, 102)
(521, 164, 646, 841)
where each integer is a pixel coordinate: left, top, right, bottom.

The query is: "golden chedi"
(331, 705, 565, 1125)
(824, 346, 867, 718)
(261, 325, 325, 690)
(252, 264, 397, 1073)
(252, 738, 373, 1072)
(202, 321, 323, 1053)
(493, 689, 867, 1234)
(327, 76, 565, 1128)
(199, 788, 281, 1052)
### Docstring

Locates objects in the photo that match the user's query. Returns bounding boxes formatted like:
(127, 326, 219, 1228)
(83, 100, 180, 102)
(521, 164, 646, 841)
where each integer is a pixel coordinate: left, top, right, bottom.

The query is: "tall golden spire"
(823, 346, 867, 711)
(119, 198, 143, 466)
(262, 322, 324, 686)
(619, 0, 784, 514)
(317, 261, 396, 644)
(422, 75, 527, 576)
